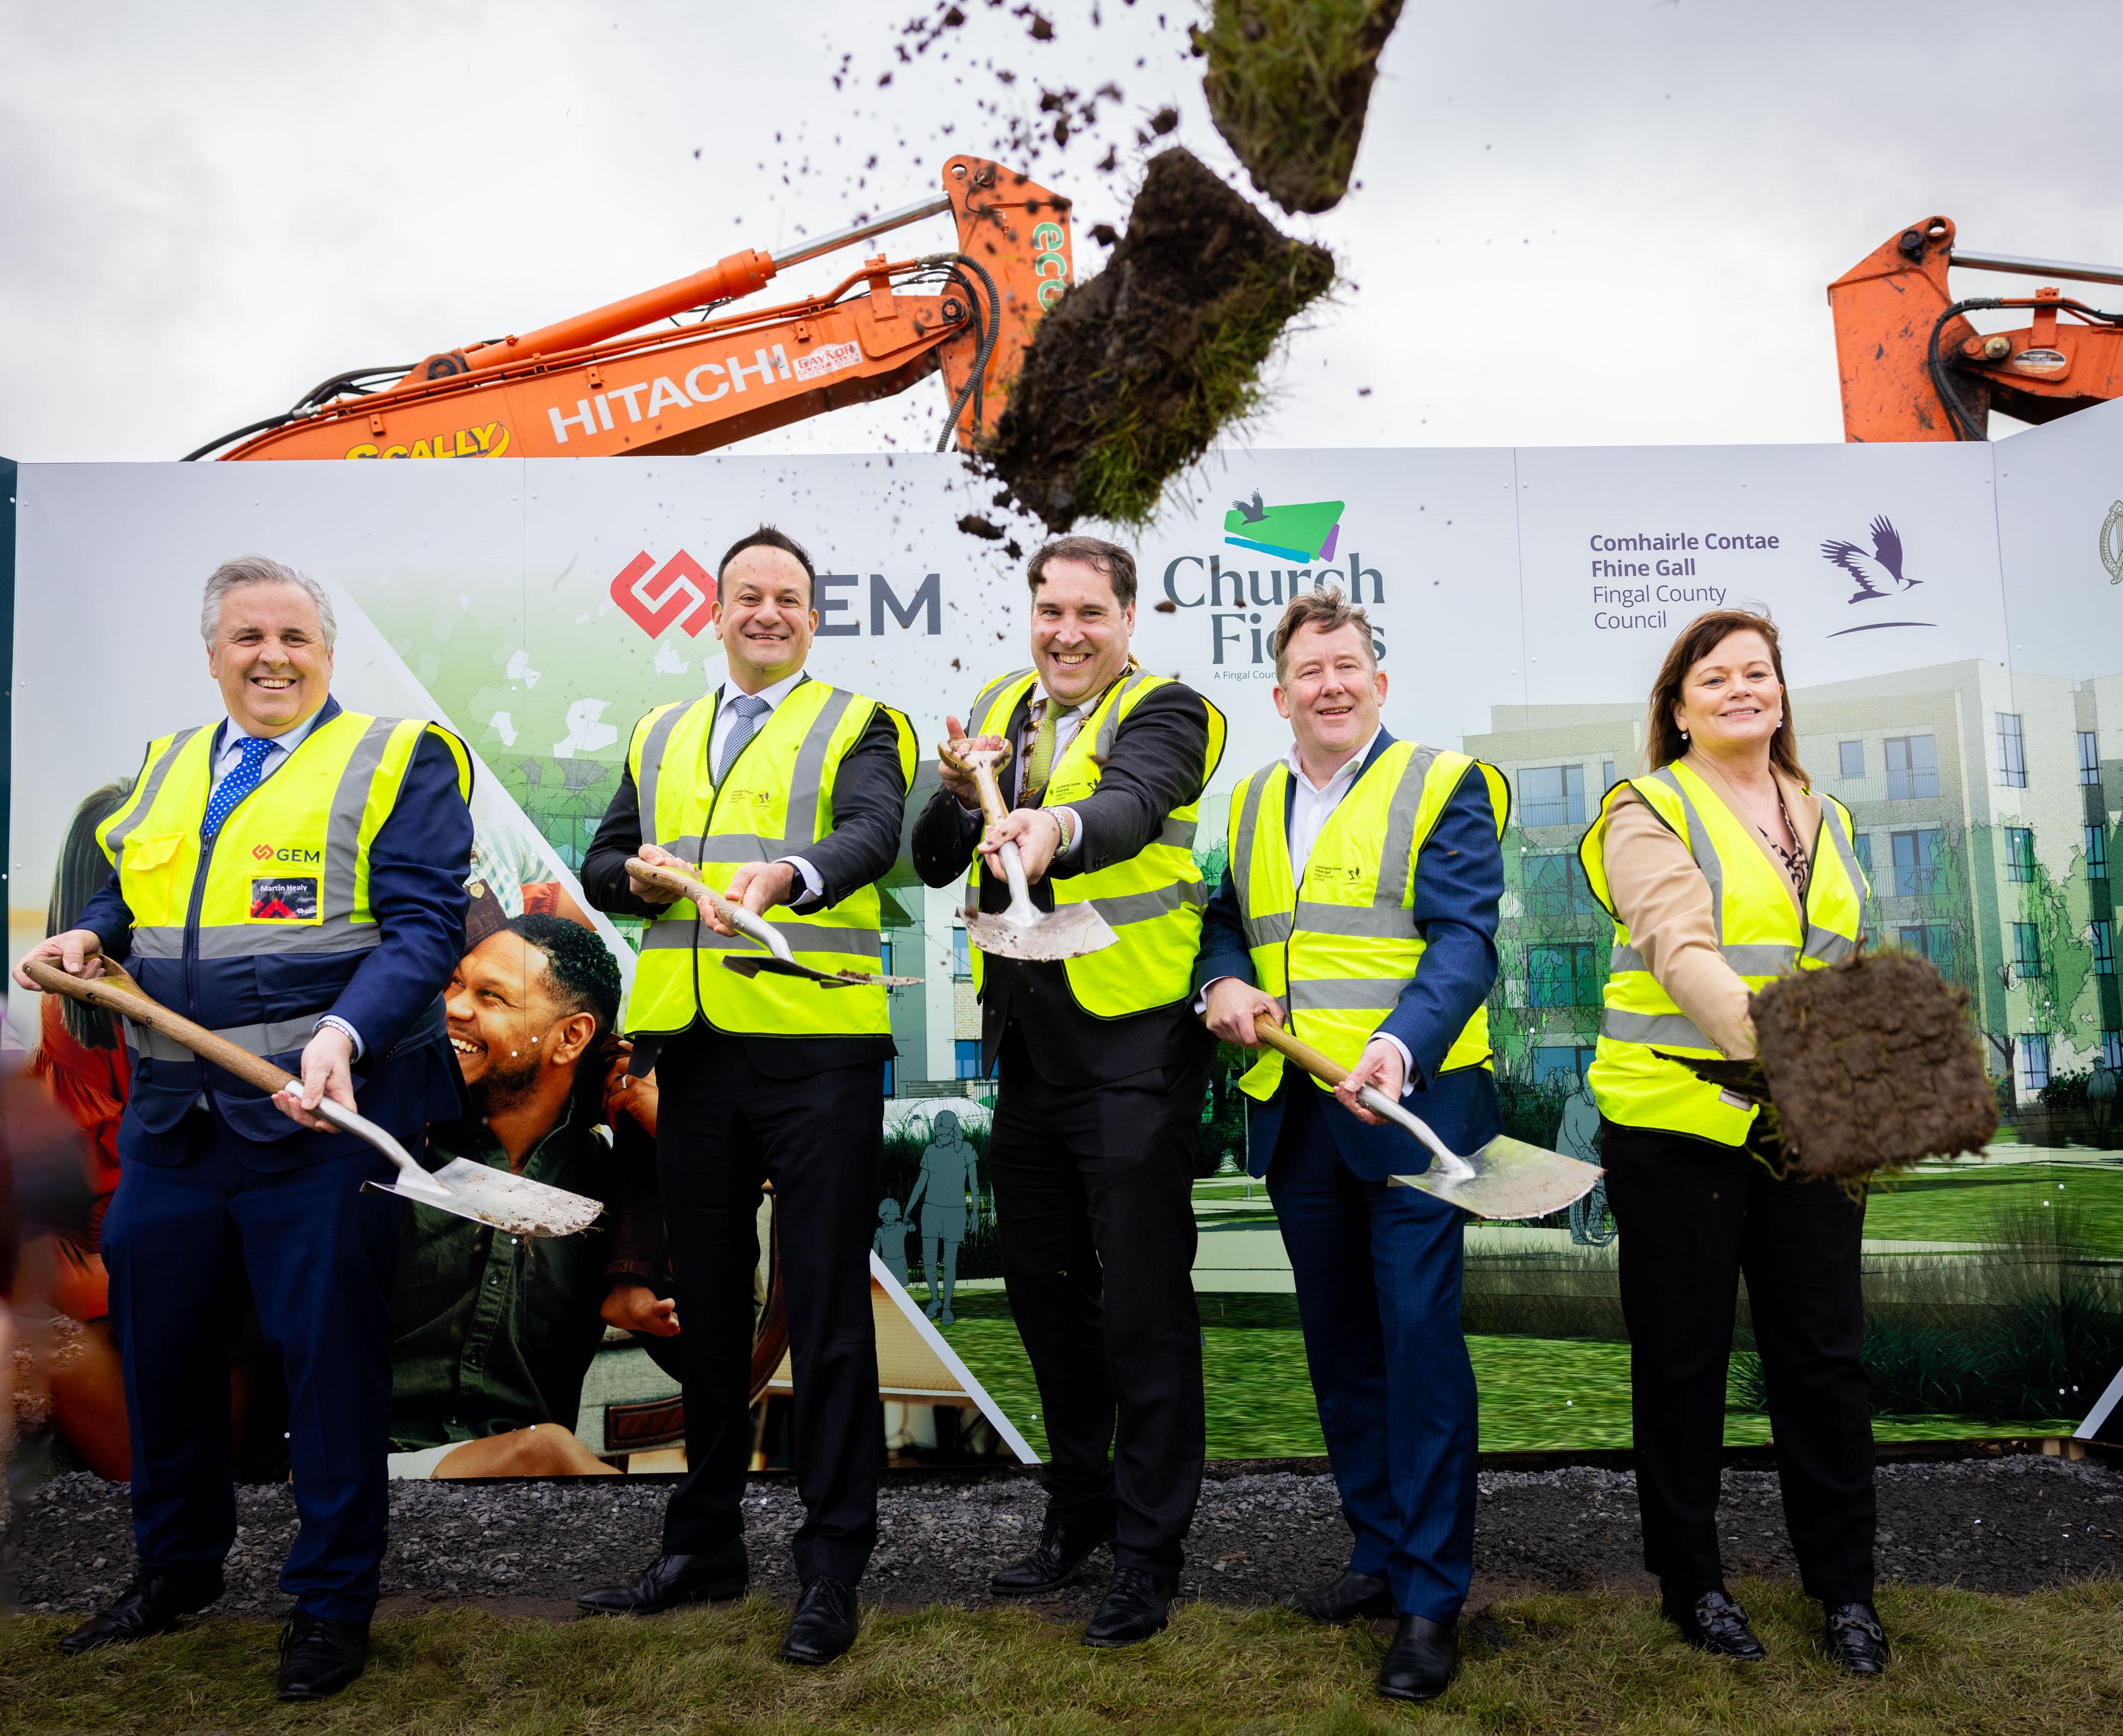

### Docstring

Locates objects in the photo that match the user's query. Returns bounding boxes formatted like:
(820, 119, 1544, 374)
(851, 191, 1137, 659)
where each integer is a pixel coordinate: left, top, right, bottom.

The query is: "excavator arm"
(200, 157, 1072, 463)
(1829, 216, 2123, 442)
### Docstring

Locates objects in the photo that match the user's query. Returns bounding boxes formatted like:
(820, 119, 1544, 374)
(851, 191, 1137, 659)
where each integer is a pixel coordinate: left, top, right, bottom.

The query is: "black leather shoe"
(1082, 1567, 1176, 1648)
(1825, 1602, 1891, 1675)
(1665, 1589, 1767, 1661)
(59, 1567, 224, 1656)
(276, 1613, 369, 1702)
(577, 1544, 748, 1615)
(990, 1506, 1117, 1596)
(1286, 1569, 1395, 1624)
(780, 1576, 858, 1666)
(1377, 1613, 1458, 1702)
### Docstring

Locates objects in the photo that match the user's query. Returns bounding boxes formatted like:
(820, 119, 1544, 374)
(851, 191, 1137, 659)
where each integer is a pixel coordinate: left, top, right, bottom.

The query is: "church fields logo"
(1819, 515, 1935, 636)
(1158, 488, 1383, 672)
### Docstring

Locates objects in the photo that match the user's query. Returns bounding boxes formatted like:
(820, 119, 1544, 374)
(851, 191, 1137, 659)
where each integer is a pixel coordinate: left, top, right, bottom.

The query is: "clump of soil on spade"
(1198, 0, 1405, 215)
(1750, 951, 1997, 1181)
(984, 147, 1334, 530)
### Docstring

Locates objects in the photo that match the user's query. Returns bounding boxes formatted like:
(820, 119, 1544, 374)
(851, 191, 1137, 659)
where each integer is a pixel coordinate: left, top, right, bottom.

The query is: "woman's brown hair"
(1644, 609, 1809, 784)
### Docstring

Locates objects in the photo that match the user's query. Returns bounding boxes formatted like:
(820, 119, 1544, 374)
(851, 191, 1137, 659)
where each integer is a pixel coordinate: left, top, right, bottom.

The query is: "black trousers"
(655, 1027, 882, 1585)
(1602, 1120, 1876, 1607)
(985, 1024, 1210, 1577)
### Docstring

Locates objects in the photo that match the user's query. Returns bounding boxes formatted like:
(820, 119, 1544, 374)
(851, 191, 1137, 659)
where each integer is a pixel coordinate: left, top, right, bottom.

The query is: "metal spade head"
(964, 896, 1118, 964)
(721, 955, 923, 989)
(1389, 1136, 1603, 1222)
(340, 1106, 602, 1238)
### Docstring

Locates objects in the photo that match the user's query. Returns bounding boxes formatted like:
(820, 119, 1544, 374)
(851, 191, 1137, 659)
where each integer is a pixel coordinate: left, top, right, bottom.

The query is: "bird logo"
(1820, 516, 1919, 604)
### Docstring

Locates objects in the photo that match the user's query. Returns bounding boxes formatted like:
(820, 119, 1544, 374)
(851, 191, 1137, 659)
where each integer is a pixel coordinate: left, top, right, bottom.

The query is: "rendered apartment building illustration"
(1466, 660, 2123, 1100)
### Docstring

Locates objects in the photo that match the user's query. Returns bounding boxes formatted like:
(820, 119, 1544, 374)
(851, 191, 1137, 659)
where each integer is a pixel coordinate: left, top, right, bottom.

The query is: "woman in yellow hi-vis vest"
(575, 529, 913, 1670)
(911, 536, 1225, 1650)
(1578, 609, 1887, 1676)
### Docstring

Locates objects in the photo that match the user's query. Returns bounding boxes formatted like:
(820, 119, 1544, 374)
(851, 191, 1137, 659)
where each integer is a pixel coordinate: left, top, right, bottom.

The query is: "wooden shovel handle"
(628, 856, 739, 924)
(938, 739, 1014, 831)
(24, 958, 295, 1096)
(1252, 1022, 1351, 1089)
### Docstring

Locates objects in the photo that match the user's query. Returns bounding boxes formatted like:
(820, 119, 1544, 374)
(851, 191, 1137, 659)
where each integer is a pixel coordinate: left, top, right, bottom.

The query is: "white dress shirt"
(208, 708, 366, 1063)
(1205, 729, 1417, 1093)
(709, 672, 826, 909)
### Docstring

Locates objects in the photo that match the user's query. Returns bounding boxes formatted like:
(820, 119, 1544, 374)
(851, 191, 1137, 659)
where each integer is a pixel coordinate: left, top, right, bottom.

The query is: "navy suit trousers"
(100, 1113, 403, 1625)
(1267, 1081, 1476, 1622)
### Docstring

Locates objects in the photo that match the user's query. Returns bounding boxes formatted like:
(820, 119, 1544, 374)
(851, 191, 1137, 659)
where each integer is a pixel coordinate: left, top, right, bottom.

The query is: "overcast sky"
(4, 0, 2118, 467)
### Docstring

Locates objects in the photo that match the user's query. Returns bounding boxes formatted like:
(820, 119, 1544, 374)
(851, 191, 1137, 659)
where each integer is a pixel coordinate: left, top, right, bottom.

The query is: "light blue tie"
(717, 695, 770, 782)
(203, 737, 276, 840)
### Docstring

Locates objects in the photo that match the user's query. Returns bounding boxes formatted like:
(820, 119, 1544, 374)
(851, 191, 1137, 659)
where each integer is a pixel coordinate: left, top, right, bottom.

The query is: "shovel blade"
(721, 956, 922, 989)
(1389, 1138, 1603, 1222)
(363, 1158, 603, 1239)
(965, 901, 1118, 963)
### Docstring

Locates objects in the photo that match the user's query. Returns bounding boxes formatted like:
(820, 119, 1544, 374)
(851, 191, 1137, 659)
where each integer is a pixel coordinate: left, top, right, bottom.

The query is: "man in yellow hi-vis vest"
(912, 535, 1226, 1649)
(17, 555, 474, 1702)
(1197, 589, 1507, 1705)
(576, 528, 913, 1669)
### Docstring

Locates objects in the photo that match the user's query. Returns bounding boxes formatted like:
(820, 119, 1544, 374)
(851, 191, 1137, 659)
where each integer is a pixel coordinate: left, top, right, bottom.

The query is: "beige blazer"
(1599, 753, 1822, 1059)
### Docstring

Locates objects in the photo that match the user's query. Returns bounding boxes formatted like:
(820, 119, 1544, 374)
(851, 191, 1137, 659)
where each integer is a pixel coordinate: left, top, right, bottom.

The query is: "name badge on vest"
(250, 877, 320, 920)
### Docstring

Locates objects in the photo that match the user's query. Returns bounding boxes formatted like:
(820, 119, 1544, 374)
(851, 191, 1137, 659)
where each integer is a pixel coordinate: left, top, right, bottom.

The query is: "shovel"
(1252, 1023, 1603, 1222)
(25, 959, 603, 1238)
(938, 739, 1117, 963)
(625, 858, 921, 989)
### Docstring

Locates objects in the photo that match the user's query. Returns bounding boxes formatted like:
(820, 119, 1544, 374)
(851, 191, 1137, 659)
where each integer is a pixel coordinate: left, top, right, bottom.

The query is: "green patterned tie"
(1021, 701, 1059, 803)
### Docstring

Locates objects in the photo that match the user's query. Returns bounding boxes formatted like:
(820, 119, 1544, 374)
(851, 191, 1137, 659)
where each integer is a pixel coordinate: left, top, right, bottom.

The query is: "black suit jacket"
(910, 675, 1219, 1090)
(582, 684, 909, 1077)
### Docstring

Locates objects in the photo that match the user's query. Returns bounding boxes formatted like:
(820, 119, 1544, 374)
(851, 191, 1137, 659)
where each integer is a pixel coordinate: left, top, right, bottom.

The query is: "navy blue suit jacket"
(78, 696, 474, 1169)
(1194, 731, 1504, 1181)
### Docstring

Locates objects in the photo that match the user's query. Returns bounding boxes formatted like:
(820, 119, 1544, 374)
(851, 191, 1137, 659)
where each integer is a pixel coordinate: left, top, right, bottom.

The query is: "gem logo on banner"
(609, 550, 718, 638)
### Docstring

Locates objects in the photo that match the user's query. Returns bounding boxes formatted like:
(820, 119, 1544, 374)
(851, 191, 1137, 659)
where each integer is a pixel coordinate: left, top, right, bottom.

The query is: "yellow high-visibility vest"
(95, 709, 472, 1063)
(964, 667, 1225, 1018)
(1578, 761, 1867, 1145)
(1227, 741, 1509, 1103)
(623, 678, 915, 1037)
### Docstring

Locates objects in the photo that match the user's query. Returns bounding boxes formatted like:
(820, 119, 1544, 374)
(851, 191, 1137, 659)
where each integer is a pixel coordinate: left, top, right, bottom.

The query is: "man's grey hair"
(199, 555, 338, 648)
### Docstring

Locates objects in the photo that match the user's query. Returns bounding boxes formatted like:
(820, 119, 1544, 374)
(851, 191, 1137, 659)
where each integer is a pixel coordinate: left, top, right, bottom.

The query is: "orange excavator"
(189, 156, 1070, 463)
(1829, 216, 2123, 441)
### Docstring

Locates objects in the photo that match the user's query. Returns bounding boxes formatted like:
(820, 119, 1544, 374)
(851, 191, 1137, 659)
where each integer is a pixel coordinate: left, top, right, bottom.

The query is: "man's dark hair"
(719, 525, 816, 603)
(1027, 535, 1136, 610)
(507, 913, 620, 1039)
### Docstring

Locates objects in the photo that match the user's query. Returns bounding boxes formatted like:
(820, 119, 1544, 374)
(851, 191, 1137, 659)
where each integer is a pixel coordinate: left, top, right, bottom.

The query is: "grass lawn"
(4, 1581, 2119, 1734)
(1861, 1162, 2123, 1253)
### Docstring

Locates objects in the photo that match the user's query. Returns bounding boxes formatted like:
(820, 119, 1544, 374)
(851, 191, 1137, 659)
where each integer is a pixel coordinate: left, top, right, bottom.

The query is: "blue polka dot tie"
(203, 737, 276, 840)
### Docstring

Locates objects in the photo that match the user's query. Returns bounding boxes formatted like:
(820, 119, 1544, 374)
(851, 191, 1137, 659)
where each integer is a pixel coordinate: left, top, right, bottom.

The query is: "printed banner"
(7, 405, 2121, 1483)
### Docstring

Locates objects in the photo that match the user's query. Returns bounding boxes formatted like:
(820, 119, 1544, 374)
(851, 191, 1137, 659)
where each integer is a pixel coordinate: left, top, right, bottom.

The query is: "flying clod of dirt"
(1197, 0, 1404, 215)
(1746, 951, 1997, 1181)
(984, 147, 1334, 531)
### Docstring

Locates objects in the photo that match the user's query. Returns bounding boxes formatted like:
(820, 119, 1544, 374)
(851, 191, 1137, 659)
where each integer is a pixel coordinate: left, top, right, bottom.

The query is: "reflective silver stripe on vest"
(634, 700, 697, 846)
(127, 1016, 322, 1064)
(128, 921, 384, 959)
(321, 717, 400, 924)
(694, 836, 775, 864)
(1602, 1008, 1714, 1047)
(1089, 881, 1207, 927)
(1802, 928, 1859, 964)
(640, 918, 883, 960)
(1290, 977, 1406, 1012)
(103, 725, 204, 864)
(783, 688, 854, 846)
(1647, 768, 1724, 941)
(970, 669, 1033, 726)
(1091, 670, 1156, 760)
(1158, 816, 1197, 851)
(1374, 745, 1441, 909)
(1231, 765, 1280, 951)
(653, 834, 706, 862)
(1609, 941, 1796, 976)
(1294, 900, 1419, 939)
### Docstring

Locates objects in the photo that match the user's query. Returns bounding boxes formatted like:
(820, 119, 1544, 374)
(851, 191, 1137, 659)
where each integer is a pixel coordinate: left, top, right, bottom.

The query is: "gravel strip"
(10, 1456, 2119, 1622)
